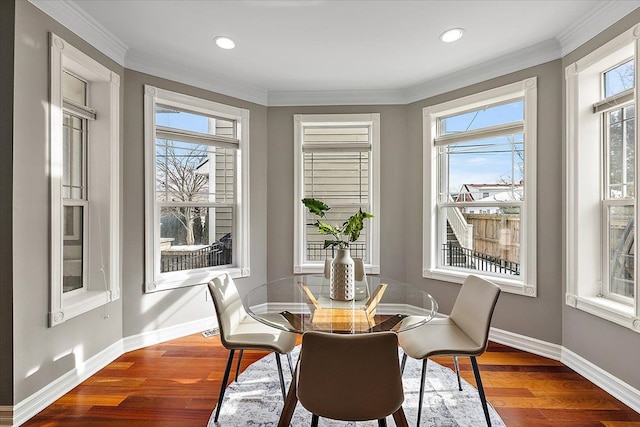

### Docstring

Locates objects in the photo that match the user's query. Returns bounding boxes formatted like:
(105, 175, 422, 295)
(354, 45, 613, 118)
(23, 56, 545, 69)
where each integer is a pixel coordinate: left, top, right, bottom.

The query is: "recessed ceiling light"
(214, 36, 236, 50)
(440, 28, 464, 43)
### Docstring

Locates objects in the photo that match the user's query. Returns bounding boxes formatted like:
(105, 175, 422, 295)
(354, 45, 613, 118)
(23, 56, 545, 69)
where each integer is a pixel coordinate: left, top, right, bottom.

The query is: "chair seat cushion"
(225, 314, 296, 353)
(398, 317, 483, 359)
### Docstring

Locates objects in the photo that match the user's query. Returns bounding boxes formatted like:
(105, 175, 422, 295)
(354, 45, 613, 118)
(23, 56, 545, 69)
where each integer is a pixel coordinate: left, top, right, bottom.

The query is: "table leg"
(277, 364, 299, 427)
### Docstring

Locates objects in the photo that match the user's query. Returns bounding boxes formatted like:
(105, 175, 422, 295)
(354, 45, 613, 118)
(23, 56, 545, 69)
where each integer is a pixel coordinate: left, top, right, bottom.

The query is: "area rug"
(208, 346, 505, 426)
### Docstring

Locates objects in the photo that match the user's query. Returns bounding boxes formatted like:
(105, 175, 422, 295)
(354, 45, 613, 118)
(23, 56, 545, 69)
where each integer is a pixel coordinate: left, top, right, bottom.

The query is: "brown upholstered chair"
(208, 273, 297, 422)
(296, 331, 409, 427)
(398, 274, 501, 426)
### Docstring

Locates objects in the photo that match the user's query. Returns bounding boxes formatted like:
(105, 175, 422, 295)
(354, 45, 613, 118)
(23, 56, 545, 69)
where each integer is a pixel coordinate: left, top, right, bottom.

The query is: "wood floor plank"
(21, 335, 640, 426)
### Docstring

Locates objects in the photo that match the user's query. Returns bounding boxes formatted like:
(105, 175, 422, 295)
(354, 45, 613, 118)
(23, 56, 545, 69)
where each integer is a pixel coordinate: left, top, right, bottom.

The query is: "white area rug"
(208, 346, 505, 426)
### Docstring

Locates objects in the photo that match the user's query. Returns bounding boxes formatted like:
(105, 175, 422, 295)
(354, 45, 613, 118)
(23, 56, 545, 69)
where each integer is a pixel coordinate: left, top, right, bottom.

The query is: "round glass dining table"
(244, 274, 438, 334)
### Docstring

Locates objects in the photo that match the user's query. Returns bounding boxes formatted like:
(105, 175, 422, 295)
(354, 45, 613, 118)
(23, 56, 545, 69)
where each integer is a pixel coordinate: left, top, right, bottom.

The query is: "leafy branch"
(302, 198, 374, 250)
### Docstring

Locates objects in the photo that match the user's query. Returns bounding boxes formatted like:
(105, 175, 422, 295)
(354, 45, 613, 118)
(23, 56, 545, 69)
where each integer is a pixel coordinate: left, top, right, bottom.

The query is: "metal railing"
(443, 242, 520, 275)
(161, 239, 232, 273)
(306, 242, 367, 261)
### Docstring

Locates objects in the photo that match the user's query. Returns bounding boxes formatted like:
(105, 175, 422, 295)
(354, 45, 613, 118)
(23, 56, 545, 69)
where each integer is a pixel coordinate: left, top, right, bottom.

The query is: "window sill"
(293, 263, 380, 276)
(145, 266, 249, 293)
(566, 294, 640, 332)
(423, 267, 536, 297)
(50, 288, 115, 326)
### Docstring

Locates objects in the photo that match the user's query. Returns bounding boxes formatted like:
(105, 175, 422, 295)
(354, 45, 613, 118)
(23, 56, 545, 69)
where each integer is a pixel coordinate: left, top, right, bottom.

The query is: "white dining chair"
(398, 274, 501, 426)
(207, 273, 297, 422)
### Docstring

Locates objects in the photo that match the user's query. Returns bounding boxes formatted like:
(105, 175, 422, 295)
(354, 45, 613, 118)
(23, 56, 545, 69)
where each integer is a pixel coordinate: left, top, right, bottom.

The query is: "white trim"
(422, 78, 537, 296)
(49, 33, 120, 326)
(489, 327, 562, 361)
(6, 322, 639, 426)
(565, 23, 640, 331)
(143, 86, 250, 292)
(29, 0, 128, 66)
(489, 328, 640, 413)
(293, 113, 381, 275)
(558, 0, 640, 57)
(9, 316, 216, 427)
(561, 347, 640, 413)
(30, 1, 637, 106)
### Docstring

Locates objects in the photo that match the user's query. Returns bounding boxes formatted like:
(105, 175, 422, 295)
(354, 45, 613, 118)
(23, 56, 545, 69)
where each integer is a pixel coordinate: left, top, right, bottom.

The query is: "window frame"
(293, 113, 380, 275)
(49, 33, 120, 326)
(143, 85, 250, 292)
(423, 78, 538, 296)
(565, 24, 640, 332)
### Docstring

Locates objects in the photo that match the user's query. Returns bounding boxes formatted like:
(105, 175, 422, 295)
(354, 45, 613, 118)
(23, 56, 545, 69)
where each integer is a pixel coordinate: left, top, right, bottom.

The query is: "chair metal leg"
(453, 356, 462, 391)
(400, 352, 408, 374)
(470, 356, 492, 427)
(214, 349, 235, 422)
(416, 358, 428, 427)
(286, 352, 294, 376)
(275, 353, 287, 401)
(311, 414, 319, 427)
(378, 417, 388, 427)
(234, 349, 244, 382)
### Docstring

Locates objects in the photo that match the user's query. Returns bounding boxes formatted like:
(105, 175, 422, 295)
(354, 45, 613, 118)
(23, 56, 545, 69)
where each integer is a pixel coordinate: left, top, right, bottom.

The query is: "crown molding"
(125, 50, 269, 106)
(403, 38, 561, 105)
(29, 0, 640, 107)
(28, 0, 128, 66)
(557, 0, 640, 57)
(268, 88, 406, 106)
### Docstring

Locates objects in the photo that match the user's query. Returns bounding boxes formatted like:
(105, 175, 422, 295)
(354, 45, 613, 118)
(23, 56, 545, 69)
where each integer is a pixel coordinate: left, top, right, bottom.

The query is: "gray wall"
(1, 0, 15, 408)
(267, 105, 408, 282)
(405, 60, 564, 345)
(561, 7, 640, 390)
(266, 62, 564, 346)
(12, 1, 124, 401)
(121, 70, 269, 337)
(9, 0, 640, 410)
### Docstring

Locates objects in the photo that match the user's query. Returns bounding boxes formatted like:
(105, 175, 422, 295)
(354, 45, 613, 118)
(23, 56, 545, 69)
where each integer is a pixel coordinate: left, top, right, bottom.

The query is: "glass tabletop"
(244, 275, 438, 334)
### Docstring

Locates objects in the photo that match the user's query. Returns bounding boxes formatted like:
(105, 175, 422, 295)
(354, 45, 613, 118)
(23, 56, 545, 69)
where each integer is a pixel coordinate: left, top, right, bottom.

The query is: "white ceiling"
(32, 0, 640, 105)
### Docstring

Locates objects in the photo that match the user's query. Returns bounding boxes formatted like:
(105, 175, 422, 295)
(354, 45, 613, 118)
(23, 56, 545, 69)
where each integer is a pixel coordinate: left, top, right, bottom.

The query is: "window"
(566, 24, 640, 331)
(49, 33, 120, 326)
(293, 114, 380, 274)
(144, 86, 250, 292)
(423, 78, 537, 296)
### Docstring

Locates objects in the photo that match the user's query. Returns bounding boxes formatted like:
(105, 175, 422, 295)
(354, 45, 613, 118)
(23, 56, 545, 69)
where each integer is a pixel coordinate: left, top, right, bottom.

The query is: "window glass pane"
(303, 151, 369, 206)
(62, 112, 85, 199)
(443, 134, 524, 201)
(442, 206, 520, 276)
(159, 206, 232, 272)
(156, 105, 235, 138)
(62, 71, 86, 105)
(607, 105, 635, 199)
(63, 205, 84, 292)
(155, 139, 235, 203)
(608, 205, 634, 299)
(604, 59, 634, 98)
(305, 207, 369, 262)
(441, 99, 523, 135)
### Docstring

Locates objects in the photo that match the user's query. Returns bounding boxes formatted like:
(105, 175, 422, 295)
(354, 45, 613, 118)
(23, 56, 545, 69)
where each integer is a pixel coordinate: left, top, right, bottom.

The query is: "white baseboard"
(490, 327, 640, 414)
(8, 316, 217, 427)
(6, 319, 638, 426)
(489, 327, 563, 361)
(561, 347, 640, 413)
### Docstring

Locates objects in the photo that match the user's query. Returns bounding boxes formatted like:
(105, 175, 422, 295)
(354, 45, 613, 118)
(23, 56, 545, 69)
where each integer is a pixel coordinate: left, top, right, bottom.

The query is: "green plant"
(302, 198, 374, 250)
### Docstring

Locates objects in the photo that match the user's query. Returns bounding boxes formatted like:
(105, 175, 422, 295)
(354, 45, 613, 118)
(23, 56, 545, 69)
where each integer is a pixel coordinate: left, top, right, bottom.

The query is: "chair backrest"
(297, 331, 404, 421)
(208, 274, 247, 349)
(450, 275, 501, 353)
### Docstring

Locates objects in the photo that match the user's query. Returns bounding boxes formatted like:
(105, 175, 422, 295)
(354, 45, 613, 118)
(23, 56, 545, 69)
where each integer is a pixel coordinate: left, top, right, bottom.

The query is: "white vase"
(330, 248, 355, 301)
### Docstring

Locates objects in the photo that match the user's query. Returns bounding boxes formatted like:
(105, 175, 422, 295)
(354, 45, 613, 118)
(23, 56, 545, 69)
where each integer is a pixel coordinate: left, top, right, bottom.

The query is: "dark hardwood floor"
(23, 333, 640, 426)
